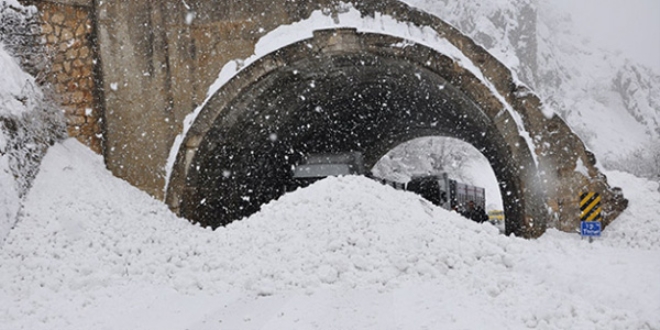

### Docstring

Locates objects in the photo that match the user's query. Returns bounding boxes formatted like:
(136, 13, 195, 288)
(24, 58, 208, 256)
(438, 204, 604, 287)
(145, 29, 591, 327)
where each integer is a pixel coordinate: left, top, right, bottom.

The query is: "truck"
(291, 152, 486, 212)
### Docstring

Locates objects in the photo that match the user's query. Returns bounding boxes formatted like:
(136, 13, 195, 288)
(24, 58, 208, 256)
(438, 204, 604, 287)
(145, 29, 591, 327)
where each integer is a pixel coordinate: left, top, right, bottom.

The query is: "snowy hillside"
(405, 0, 660, 167)
(535, 3, 660, 162)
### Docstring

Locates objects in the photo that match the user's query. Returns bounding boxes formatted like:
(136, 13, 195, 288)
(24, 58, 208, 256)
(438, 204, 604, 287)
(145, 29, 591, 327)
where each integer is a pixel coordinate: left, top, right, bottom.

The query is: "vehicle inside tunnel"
(178, 49, 529, 235)
(372, 136, 504, 228)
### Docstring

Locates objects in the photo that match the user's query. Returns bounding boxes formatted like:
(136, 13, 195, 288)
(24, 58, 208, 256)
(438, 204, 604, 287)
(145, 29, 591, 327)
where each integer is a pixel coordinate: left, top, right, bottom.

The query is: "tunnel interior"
(180, 52, 525, 234)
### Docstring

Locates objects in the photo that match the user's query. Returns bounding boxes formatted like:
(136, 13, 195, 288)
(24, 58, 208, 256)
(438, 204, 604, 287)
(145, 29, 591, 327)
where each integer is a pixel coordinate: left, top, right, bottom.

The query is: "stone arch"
(166, 28, 549, 237)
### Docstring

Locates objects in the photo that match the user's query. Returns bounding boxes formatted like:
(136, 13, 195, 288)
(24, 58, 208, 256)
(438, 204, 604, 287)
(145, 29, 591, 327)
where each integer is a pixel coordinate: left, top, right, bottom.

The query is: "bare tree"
(373, 137, 478, 182)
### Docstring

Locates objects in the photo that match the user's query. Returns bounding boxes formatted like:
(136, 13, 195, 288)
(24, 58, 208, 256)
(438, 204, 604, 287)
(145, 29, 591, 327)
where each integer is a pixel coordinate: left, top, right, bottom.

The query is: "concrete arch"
(166, 28, 547, 237)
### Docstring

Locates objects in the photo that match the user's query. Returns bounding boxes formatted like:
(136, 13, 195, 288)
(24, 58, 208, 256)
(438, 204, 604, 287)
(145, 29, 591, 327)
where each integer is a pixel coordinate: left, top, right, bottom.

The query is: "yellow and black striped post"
(580, 192, 602, 222)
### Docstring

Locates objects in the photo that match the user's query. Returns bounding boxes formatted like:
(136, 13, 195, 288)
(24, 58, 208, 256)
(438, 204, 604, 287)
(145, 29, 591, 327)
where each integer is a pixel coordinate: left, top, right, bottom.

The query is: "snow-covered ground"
(2, 1, 659, 329)
(1, 139, 658, 330)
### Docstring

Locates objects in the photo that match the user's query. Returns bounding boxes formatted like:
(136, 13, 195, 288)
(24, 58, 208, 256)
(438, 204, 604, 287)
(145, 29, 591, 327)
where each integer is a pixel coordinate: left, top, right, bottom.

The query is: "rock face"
(34, 0, 627, 237)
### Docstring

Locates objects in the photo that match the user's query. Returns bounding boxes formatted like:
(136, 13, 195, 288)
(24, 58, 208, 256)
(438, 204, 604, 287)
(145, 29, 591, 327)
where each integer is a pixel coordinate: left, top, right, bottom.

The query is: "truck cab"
(290, 152, 367, 189)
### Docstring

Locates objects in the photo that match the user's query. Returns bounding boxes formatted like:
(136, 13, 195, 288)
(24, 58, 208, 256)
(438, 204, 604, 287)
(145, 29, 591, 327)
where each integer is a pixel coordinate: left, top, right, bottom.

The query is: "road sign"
(581, 221, 601, 237)
(580, 192, 602, 238)
(580, 192, 602, 222)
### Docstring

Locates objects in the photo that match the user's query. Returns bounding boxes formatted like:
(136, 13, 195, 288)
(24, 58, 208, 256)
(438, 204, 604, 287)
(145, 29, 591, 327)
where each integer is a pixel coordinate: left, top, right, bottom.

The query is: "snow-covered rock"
(0, 1, 65, 244)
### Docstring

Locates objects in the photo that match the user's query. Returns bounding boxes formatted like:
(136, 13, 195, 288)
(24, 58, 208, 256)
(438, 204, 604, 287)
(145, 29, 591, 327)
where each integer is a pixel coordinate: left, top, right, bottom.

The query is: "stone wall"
(27, 0, 102, 153)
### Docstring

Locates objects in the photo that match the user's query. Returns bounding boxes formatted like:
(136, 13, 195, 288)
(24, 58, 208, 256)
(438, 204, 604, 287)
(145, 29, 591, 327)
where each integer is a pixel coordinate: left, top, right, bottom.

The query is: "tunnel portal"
(168, 29, 543, 237)
(36, 0, 626, 238)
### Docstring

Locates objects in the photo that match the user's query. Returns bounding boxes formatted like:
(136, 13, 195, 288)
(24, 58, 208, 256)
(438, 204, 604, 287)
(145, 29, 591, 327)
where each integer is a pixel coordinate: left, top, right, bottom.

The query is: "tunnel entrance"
(167, 29, 548, 237)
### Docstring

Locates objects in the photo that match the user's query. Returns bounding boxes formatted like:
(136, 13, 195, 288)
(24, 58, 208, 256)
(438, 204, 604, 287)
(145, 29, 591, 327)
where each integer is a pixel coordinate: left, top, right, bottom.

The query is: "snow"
(533, 2, 660, 162)
(2, 1, 660, 329)
(404, 0, 660, 165)
(1, 139, 659, 329)
(551, 0, 660, 73)
(0, 0, 21, 7)
(0, 42, 41, 244)
(574, 157, 589, 177)
(0, 43, 37, 117)
(0, 145, 17, 245)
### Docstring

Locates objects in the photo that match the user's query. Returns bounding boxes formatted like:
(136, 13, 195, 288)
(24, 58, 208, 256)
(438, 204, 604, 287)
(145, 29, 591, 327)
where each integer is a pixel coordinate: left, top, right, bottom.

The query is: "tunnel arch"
(166, 28, 548, 237)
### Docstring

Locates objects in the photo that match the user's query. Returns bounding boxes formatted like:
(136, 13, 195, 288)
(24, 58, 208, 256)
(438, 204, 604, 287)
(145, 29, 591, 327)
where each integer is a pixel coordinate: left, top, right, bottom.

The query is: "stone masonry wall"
(31, 1, 102, 153)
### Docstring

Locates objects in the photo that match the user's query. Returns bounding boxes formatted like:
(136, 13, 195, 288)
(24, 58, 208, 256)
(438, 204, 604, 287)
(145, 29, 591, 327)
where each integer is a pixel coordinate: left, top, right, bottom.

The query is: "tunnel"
(166, 29, 548, 237)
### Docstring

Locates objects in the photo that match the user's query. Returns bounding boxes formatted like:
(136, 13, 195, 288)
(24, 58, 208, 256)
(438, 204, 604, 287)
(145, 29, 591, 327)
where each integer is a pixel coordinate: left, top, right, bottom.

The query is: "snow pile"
(228, 171, 507, 294)
(602, 170, 660, 250)
(3, 140, 511, 298)
(1, 139, 659, 329)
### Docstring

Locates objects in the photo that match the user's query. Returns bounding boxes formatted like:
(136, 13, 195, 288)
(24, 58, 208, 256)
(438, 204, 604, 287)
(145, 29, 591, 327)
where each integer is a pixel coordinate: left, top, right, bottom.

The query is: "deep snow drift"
(0, 139, 658, 329)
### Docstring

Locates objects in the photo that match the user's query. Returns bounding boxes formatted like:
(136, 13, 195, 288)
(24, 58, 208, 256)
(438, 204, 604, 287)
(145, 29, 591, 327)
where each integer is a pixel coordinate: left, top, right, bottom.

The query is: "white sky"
(552, 0, 660, 72)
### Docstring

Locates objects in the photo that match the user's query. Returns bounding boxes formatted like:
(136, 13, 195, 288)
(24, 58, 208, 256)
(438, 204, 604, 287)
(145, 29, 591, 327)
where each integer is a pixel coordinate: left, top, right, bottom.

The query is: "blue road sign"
(581, 221, 602, 237)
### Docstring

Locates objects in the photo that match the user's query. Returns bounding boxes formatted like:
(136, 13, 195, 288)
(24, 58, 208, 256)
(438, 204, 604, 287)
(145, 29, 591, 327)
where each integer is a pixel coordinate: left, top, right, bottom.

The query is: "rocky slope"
(405, 0, 659, 167)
